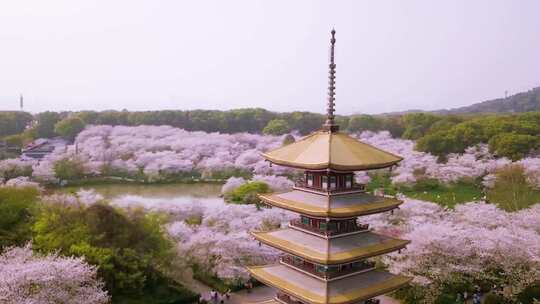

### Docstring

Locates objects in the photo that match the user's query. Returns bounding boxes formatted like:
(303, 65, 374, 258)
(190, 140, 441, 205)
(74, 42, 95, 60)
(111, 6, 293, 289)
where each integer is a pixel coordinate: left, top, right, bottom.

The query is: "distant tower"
(505, 90, 508, 99)
(19, 94, 24, 111)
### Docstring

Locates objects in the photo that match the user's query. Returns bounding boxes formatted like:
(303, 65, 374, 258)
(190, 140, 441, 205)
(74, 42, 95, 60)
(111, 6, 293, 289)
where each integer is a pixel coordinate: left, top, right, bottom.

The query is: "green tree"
(416, 131, 460, 157)
(517, 282, 540, 304)
(263, 119, 291, 135)
(225, 181, 270, 204)
(482, 292, 504, 304)
(33, 202, 175, 299)
(347, 115, 382, 132)
(427, 115, 464, 134)
(77, 111, 99, 124)
(282, 134, 296, 146)
(0, 111, 34, 137)
(488, 133, 540, 161)
(487, 164, 540, 211)
(35, 111, 61, 138)
(54, 158, 86, 180)
(402, 113, 441, 139)
(380, 116, 405, 137)
(54, 116, 86, 141)
(0, 187, 39, 249)
(285, 111, 325, 135)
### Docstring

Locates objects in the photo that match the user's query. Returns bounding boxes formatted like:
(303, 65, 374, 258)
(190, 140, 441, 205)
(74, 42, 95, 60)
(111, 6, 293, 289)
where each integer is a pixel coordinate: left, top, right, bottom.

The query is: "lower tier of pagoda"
(258, 190, 402, 218)
(247, 264, 411, 304)
(252, 228, 409, 265)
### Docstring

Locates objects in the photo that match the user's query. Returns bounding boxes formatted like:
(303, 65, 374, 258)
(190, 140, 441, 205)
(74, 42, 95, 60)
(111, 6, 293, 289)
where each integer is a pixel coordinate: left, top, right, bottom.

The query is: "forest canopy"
(2, 108, 540, 160)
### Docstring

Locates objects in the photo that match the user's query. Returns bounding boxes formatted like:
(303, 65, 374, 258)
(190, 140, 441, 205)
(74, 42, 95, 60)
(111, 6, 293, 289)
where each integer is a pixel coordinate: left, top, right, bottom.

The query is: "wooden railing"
(289, 218, 369, 237)
(281, 256, 375, 280)
(294, 180, 365, 194)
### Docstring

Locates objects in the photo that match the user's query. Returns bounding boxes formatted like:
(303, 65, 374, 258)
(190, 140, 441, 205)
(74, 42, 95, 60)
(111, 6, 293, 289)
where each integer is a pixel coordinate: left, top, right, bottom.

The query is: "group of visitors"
(457, 290, 481, 303)
(456, 284, 509, 303)
(199, 289, 231, 304)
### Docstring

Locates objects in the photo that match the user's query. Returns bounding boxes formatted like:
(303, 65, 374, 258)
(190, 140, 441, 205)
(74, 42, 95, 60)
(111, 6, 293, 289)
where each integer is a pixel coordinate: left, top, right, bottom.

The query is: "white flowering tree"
(0, 244, 109, 304)
(365, 199, 540, 302)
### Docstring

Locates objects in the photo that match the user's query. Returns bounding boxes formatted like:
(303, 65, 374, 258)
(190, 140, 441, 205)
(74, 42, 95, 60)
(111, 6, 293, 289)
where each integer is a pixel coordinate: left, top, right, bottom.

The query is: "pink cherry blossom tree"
(0, 243, 109, 304)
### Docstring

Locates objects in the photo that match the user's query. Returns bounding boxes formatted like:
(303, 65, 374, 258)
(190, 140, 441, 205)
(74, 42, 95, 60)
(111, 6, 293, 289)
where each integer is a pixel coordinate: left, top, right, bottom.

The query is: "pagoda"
(247, 30, 411, 304)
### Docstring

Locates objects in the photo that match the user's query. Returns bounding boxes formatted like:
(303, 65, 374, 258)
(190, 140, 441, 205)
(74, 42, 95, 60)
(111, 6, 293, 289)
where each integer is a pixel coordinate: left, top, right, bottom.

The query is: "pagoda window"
(293, 256, 303, 265)
(329, 175, 337, 190)
(327, 221, 337, 233)
(322, 176, 328, 190)
(307, 173, 314, 187)
(327, 265, 339, 273)
(301, 216, 310, 226)
(319, 221, 327, 232)
(315, 264, 327, 273)
(345, 175, 353, 188)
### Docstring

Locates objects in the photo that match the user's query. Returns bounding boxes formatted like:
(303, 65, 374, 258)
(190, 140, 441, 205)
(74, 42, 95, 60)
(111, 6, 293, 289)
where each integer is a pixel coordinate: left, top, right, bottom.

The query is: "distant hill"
(383, 86, 540, 115)
(439, 86, 540, 114)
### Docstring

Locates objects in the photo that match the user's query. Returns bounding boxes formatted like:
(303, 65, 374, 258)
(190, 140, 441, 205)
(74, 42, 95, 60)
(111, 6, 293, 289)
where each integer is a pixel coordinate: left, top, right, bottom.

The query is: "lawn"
(367, 174, 484, 208)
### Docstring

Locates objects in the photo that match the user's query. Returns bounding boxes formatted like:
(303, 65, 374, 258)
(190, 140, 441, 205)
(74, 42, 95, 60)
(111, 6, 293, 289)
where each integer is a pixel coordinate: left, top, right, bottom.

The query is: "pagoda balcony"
(280, 256, 376, 281)
(289, 218, 369, 238)
(294, 180, 366, 195)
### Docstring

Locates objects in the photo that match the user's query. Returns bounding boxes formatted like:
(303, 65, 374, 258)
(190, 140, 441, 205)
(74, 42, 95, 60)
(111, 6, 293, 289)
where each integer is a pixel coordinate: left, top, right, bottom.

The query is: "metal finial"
(323, 29, 339, 132)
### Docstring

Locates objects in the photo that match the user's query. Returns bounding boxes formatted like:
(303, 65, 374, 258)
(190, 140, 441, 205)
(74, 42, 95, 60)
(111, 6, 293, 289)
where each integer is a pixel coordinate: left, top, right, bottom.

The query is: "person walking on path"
(210, 290, 218, 304)
(472, 292, 481, 304)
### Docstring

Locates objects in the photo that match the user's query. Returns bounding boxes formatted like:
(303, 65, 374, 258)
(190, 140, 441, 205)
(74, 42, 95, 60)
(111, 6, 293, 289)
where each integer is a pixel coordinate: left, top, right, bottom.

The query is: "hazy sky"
(1, 1, 539, 114)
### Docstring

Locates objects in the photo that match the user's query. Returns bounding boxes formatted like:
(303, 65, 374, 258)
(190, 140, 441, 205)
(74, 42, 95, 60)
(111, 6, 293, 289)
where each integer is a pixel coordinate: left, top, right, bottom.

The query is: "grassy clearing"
(367, 174, 484, 208)
(403, 181, 484, 208)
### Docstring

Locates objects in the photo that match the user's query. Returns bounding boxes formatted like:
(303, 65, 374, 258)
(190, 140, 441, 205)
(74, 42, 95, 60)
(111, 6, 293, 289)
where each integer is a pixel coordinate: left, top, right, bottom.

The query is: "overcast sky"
(1, 1, 539, 114)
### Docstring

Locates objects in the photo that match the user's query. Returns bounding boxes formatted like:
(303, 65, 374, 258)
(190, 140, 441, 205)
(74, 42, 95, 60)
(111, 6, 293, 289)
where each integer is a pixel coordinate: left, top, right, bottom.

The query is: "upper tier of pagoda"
(262, 131, 403, 171)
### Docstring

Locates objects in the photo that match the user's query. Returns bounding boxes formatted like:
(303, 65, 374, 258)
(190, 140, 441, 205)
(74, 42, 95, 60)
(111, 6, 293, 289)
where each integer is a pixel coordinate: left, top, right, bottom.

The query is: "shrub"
(0, 187, 39, 249)
(483, 292, 504, 304)
(518, 282, 540, 304)
(282, 134, 295, 146)
(54, 157, 86, 180)
(411, 178, 443, 192)
(262, 119, 290, 135)
(225, 181, 270, 204)
(487, 164, 540, 211)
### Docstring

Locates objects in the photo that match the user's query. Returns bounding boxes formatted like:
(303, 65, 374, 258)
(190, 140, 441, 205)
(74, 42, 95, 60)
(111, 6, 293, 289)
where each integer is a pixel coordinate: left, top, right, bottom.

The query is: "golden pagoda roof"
(247, 264, 411, 304)
(258, 190, 402, 218)
(252, 228, 409, 265)
(262, 131, 402, 171)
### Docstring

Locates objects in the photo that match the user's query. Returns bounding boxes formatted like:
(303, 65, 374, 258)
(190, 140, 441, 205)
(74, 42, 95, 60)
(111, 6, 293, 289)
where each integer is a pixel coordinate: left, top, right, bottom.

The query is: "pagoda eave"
(251, 229, 410, 265)
(258, 192, 403, 218)
(247, 264, 412, 304)
(261, 155, 401, 172)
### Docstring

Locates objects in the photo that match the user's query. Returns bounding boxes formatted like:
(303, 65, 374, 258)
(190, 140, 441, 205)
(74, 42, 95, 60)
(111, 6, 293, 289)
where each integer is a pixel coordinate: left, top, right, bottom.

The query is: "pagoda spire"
(323, 29, 339, 132)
